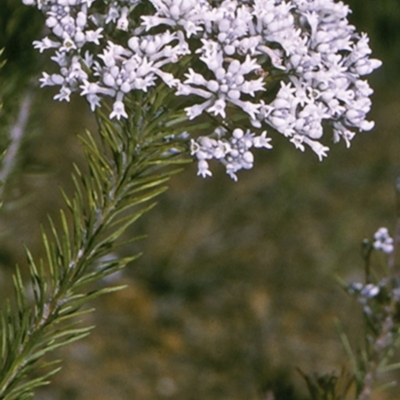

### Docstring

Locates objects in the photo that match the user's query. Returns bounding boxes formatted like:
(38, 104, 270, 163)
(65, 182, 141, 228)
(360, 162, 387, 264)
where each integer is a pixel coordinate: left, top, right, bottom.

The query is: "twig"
(388, 178, 400, 275)
(0, 88, 33, 197)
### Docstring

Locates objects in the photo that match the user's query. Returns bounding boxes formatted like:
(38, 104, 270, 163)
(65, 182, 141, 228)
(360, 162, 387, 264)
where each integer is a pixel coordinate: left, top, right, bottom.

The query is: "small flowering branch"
(388, 178, 400, 274)
(300, 223, 400, 400)
(341, 224, 400, 400)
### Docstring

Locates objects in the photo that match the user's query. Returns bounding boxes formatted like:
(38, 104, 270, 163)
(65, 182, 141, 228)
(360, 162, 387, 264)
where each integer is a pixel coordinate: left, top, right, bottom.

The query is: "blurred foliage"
(0, 0, 43, 183)
(0, 0, 42, 82)
(0, 0, 399, 399)
(346, 0, 400, 87)
(298, 368, 355, 400)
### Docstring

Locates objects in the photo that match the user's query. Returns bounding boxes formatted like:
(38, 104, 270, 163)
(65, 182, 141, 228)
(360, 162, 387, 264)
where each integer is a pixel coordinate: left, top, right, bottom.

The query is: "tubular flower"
(24, 0, 381, 179)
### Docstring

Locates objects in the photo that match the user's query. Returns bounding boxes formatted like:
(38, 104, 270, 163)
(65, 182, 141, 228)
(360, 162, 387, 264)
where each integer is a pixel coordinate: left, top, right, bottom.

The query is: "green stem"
(0, 96, 190, 399)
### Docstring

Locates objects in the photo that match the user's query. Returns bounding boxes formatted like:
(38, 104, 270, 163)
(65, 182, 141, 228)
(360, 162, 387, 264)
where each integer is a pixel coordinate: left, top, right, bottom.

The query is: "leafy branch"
(0, 90, 190, 399)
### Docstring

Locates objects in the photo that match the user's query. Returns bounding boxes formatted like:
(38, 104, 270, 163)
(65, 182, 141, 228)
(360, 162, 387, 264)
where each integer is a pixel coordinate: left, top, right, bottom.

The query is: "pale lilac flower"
(361, 284, 380, 298)
(191, 128, 273, 180)
(110, 100, 128, 120)
(373, 227, 394, 254)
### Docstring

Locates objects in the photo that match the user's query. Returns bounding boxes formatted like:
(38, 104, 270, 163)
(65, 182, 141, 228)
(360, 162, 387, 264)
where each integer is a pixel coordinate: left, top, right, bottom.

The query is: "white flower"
(197, 160, 212, 178)
(117, 7, 130, 31)
(54, 86, 71, 102)
(303, 137, 329, 161)
(86, 29, 103, 45)
(33, 37, 60, 53)
(360, 284, 380, 298)
(110, 101, 128, 120)
(253, 131, 272, 149)
(373, 227, 394, 254)
(208, 98, 227, 118)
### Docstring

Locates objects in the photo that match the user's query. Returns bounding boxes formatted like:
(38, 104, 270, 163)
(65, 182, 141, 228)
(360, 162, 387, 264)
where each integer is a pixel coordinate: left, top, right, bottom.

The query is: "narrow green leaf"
(334, 318, 362, 382)
(59, 209, 73, 269)
(5, 366, 62, 399)
(379, 361, 400, 373)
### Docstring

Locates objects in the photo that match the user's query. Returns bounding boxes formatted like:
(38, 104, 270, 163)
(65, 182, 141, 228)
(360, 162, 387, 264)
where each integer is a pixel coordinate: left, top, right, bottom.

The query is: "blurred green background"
(1, 0, 400, 399)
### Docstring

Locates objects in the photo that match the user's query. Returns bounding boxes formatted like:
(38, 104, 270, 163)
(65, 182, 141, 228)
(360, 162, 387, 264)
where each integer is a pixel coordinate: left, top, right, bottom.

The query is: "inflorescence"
(24, 0, 382, 180)
(346, 227, 397, 354)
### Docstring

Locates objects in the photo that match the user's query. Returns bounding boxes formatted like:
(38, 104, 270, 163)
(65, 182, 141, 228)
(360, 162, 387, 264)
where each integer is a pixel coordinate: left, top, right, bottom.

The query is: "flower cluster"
(24, 0, 381, 179)
(190, 128, 272, 180)
(347, 277, 400, 347)
(373, 227, 394, 254)
(346, 227, 396, 323)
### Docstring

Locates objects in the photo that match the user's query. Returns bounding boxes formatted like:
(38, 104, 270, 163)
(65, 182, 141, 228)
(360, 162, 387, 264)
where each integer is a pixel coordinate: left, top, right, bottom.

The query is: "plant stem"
(0, 99, 189, 398)
(0, 87, 33, 196)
